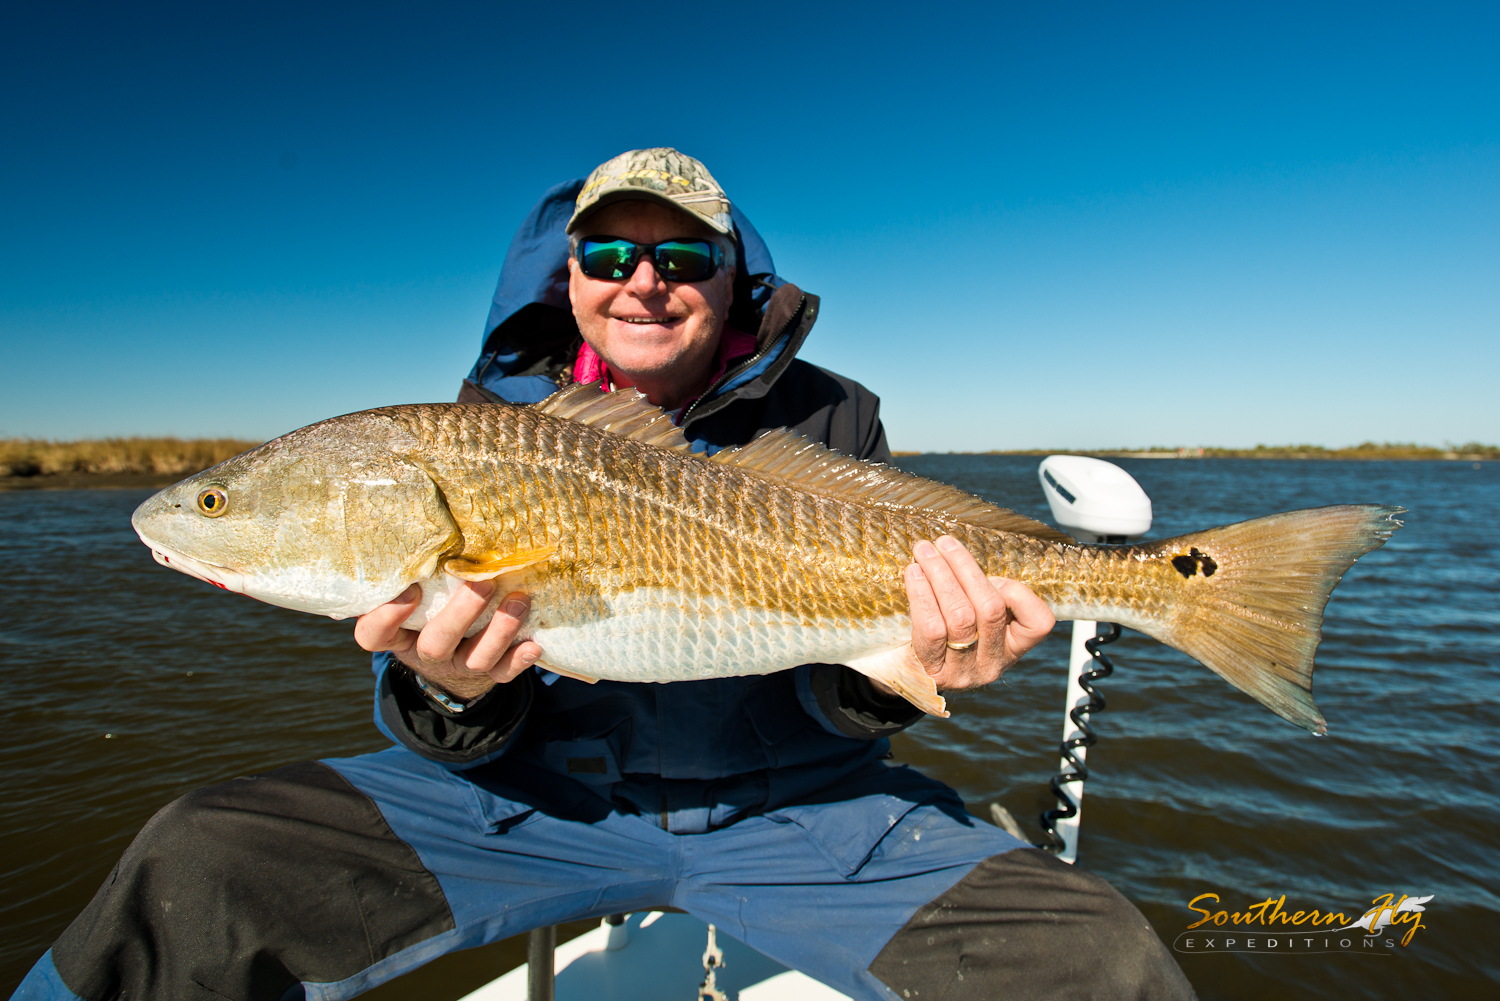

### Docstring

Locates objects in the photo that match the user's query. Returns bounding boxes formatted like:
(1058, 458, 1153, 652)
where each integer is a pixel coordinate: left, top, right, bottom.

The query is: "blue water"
(1, 457, 1496, 998)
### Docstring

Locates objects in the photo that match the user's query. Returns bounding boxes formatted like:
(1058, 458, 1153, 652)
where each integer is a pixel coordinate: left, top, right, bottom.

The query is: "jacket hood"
(465, 179, 802, 409)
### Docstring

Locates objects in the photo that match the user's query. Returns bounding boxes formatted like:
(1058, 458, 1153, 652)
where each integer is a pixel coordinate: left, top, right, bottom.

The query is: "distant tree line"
(891, 442, 1499, 460)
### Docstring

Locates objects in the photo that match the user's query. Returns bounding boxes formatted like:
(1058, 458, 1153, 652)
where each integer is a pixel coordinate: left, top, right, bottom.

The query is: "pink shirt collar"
(573, 327, 759, 418)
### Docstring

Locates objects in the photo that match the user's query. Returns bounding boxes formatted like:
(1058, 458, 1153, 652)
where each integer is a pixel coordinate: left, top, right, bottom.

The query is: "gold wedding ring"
(945, 637, 979, 653)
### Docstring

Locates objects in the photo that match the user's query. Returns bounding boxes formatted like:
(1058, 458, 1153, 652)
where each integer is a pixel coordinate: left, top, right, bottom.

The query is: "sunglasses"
(576, 236, 723, 283)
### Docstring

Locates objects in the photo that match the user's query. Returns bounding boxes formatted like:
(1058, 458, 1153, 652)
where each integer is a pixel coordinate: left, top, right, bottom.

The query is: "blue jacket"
(372, 182, 922, 834)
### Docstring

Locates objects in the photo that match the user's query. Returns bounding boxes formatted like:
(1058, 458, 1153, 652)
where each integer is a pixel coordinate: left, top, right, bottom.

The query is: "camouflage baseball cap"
(566, 148, 734, 236)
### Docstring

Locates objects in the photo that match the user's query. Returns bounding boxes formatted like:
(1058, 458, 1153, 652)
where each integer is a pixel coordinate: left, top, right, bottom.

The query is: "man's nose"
(626, 256, 667, 295)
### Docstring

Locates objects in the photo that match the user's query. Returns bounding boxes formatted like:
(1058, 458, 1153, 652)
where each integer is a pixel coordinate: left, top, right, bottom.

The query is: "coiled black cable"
(1039, 622, 1121, 854)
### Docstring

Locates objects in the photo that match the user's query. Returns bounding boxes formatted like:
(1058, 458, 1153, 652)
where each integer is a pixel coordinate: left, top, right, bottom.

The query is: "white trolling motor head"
(1038, 455, 1152, 543)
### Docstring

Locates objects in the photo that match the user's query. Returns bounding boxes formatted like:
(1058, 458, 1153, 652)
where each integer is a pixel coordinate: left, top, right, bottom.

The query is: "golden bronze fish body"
(131, 387, 1403, 731)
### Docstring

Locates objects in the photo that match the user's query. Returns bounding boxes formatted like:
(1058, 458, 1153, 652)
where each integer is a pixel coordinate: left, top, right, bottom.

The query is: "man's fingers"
(488, 640, 544, 685)
(990, 576, 1056, 658)
(912, 540, 979, 645)
(937, 535, 1008, 652)
(904, 561, 948, 674)
(387, 586, 541, 702)
(455, 593, 531, 674)
(936, 537, 1011, 688)
(414, 581, 495, 665)
(354, 584, 421, 653)
(905, 538, 1057, 692)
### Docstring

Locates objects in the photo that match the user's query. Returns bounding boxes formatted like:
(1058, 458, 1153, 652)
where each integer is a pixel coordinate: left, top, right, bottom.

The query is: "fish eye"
(197, 488, 229, 517)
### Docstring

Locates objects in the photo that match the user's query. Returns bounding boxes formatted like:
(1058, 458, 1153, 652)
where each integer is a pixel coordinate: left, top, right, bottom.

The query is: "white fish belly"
(402, 571, 911, 682)
(524, 584, 910, 683)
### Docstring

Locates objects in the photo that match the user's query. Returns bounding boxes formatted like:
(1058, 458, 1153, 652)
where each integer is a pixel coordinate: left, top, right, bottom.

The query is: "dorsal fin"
(534, 383, 694, 454)
(713, 428, 1074, 542)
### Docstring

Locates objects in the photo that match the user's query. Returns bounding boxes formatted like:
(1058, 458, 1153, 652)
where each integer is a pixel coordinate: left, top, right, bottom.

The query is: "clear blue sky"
(2, 1, 1495, 452)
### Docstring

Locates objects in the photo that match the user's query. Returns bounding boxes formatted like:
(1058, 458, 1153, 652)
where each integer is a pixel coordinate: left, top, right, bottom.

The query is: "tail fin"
(1140, 504, 1403, 734)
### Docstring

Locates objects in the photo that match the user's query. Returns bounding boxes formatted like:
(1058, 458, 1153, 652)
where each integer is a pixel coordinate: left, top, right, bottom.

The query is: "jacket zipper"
(678, 295, 803, 429)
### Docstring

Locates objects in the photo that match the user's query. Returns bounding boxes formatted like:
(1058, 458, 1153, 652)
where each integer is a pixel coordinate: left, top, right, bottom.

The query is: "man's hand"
(902, 536, 1055, 691)
(354, 583, 542, 702)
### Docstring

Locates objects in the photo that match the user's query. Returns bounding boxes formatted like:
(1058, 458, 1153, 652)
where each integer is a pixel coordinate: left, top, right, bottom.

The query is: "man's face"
(567, 200, 735, 393)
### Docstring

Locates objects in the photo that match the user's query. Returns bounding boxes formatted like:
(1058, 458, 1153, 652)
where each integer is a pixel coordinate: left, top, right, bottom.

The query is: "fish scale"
(130, 386, 1403, 730)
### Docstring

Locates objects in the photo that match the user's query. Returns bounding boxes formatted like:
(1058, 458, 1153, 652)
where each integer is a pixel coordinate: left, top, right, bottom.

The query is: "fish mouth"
(137, 533, 247, 594)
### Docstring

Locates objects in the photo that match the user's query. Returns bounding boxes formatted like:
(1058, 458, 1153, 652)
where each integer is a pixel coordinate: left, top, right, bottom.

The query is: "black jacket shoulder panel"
(687, 358, 892, 463)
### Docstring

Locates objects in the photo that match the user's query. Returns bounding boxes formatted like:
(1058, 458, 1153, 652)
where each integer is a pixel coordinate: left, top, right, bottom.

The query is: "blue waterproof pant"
(14, 746, 1193, 1001)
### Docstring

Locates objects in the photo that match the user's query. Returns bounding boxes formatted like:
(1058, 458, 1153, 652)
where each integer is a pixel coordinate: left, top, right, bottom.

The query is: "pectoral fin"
(443, 544, 558, 581)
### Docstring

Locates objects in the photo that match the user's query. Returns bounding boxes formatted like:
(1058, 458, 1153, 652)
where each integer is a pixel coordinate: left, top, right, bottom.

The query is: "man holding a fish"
(18, 150, 1195, 1000)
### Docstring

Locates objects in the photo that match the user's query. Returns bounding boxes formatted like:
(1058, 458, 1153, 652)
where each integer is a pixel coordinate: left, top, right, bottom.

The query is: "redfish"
(131, 385, 1402, 731)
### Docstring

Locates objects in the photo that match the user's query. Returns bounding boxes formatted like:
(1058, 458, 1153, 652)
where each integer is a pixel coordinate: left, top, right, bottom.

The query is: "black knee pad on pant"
(869, 848, 1196, 1001)
(51, 760, 454, 1001)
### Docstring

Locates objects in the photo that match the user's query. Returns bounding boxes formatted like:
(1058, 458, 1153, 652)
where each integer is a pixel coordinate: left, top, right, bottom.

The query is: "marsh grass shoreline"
(1, 437, 1493, 490)
(0, 438, 262, 489)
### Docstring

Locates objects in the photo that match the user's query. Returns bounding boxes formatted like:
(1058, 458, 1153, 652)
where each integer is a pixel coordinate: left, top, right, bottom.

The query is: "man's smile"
(615, 315, 683, 324)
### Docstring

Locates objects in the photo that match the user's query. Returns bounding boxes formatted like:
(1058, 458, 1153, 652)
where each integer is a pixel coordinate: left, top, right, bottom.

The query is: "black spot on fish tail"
(1172, 548, 1218, 579)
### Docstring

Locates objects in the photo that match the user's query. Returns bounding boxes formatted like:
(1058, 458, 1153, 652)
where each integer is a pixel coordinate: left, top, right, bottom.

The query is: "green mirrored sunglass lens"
(581, 241, 634, 279)
(654, 243, 713, 279)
